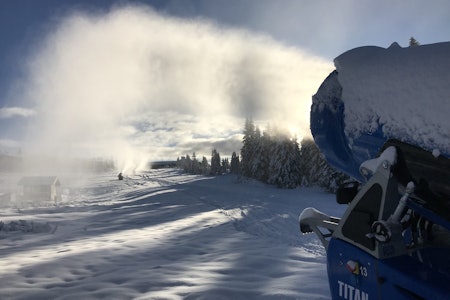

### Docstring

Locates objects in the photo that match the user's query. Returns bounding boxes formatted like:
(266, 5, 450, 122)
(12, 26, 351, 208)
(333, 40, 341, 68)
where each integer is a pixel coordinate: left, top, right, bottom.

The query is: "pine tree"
(409, 37, 420, 47)
(256, 130, 267, 182)
(210, 149, 221, 175)
(221, 158, 230, 174)
(241, 118, 256, 177)
(191, 152, 200, 174)
(201, 156, 209, 175)
(299, 139, 348, 192)
(230, 152, 240, 174)
(280, 138, 302, 188)
(251, 126, 269, 182)
(268, 136, 288, 187)
(184, 154, 192, 173)
(267, 135, 302, 188)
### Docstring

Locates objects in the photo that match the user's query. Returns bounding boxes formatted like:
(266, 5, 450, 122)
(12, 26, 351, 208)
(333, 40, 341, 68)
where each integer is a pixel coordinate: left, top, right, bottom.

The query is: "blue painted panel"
(327, 238, 378, 299)
(310, 71, 386, 182)
(327, 238, 450, 299)
(378, 251, 450, 299)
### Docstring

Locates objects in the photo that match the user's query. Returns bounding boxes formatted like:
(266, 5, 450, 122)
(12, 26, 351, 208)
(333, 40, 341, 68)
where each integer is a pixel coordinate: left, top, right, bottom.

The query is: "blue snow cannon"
(299, 42, 450, 300)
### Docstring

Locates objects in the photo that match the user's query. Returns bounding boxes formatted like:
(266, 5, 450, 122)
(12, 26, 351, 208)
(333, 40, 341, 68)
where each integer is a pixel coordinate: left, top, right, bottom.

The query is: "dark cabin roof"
(18, 176, 60, 186)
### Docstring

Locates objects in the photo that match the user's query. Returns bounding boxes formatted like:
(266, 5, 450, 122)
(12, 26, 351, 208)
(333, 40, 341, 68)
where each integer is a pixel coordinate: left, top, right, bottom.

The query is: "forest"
(177, 119, 349, 191)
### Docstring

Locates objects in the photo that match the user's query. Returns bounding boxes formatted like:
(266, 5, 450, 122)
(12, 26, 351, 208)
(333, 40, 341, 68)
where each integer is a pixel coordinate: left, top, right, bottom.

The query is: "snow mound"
(334, 41, 450, 156)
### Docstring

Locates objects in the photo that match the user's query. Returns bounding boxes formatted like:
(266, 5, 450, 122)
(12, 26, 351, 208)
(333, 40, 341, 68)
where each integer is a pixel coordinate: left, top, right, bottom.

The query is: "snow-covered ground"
(0, 169, 344, 299)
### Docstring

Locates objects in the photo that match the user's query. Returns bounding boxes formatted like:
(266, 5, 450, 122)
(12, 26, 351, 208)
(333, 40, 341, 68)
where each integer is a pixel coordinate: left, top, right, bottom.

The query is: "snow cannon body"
(299, 42, 450, 299)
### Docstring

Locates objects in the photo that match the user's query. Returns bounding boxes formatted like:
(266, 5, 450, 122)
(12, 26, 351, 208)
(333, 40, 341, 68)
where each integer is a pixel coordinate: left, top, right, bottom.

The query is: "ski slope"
(0, 169, 344, 299)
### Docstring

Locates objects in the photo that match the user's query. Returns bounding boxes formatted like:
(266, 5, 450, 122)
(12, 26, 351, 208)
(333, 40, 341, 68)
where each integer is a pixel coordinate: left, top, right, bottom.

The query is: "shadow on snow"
(0, 171, 334, 299)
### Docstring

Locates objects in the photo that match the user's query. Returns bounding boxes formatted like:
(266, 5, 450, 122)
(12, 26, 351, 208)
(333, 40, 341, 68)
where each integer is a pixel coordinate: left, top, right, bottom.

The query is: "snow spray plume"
(18, 4, 332, 171)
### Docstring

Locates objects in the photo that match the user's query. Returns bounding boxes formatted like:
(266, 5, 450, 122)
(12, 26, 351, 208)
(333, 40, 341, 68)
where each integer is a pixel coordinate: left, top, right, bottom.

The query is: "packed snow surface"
(0, 169, 344, 299)
(334, 42, 450, 156)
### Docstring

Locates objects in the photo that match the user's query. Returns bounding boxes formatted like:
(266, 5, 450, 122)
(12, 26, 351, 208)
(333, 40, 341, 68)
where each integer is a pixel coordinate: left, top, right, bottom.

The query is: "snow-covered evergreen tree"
(409, 37, 420, 47)
(300, 139, 348, 192)
(241, 118, 256, 177)
(191, 152, 200, 174)
(267, 135, 302, 188)
(210, 149, 221, 175)
(221, 158, 230, 174)
(267, 138, 283, 187)
(201, 156, 209, 175)
(251, 126, 270, 182)
(280, 138, 302, 188)
(184, 154, 192, 173)
(230, 152, 240, 174)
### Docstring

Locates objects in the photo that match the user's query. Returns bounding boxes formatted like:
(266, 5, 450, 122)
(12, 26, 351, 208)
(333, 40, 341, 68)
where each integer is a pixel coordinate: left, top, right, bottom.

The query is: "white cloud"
(0, 139, 21, 148)
(19, 4, 333, 172)
(0, 107, 35, 119)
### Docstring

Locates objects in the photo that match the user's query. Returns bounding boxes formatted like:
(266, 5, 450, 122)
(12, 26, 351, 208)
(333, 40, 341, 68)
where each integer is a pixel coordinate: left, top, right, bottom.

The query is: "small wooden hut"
(17, 176, 61, 203)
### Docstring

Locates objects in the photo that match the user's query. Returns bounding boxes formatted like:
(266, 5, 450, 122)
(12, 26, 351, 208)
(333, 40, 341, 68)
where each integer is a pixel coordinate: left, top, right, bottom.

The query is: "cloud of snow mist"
(20, 4, 332, 172)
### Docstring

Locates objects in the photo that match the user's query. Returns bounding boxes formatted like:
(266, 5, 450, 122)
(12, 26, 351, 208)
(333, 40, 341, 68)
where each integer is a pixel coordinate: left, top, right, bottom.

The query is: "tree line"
(177, 118, 348, 192)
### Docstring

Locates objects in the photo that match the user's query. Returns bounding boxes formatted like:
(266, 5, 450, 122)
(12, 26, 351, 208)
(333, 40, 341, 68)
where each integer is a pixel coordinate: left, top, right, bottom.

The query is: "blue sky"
(0, 0, 449, 165)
